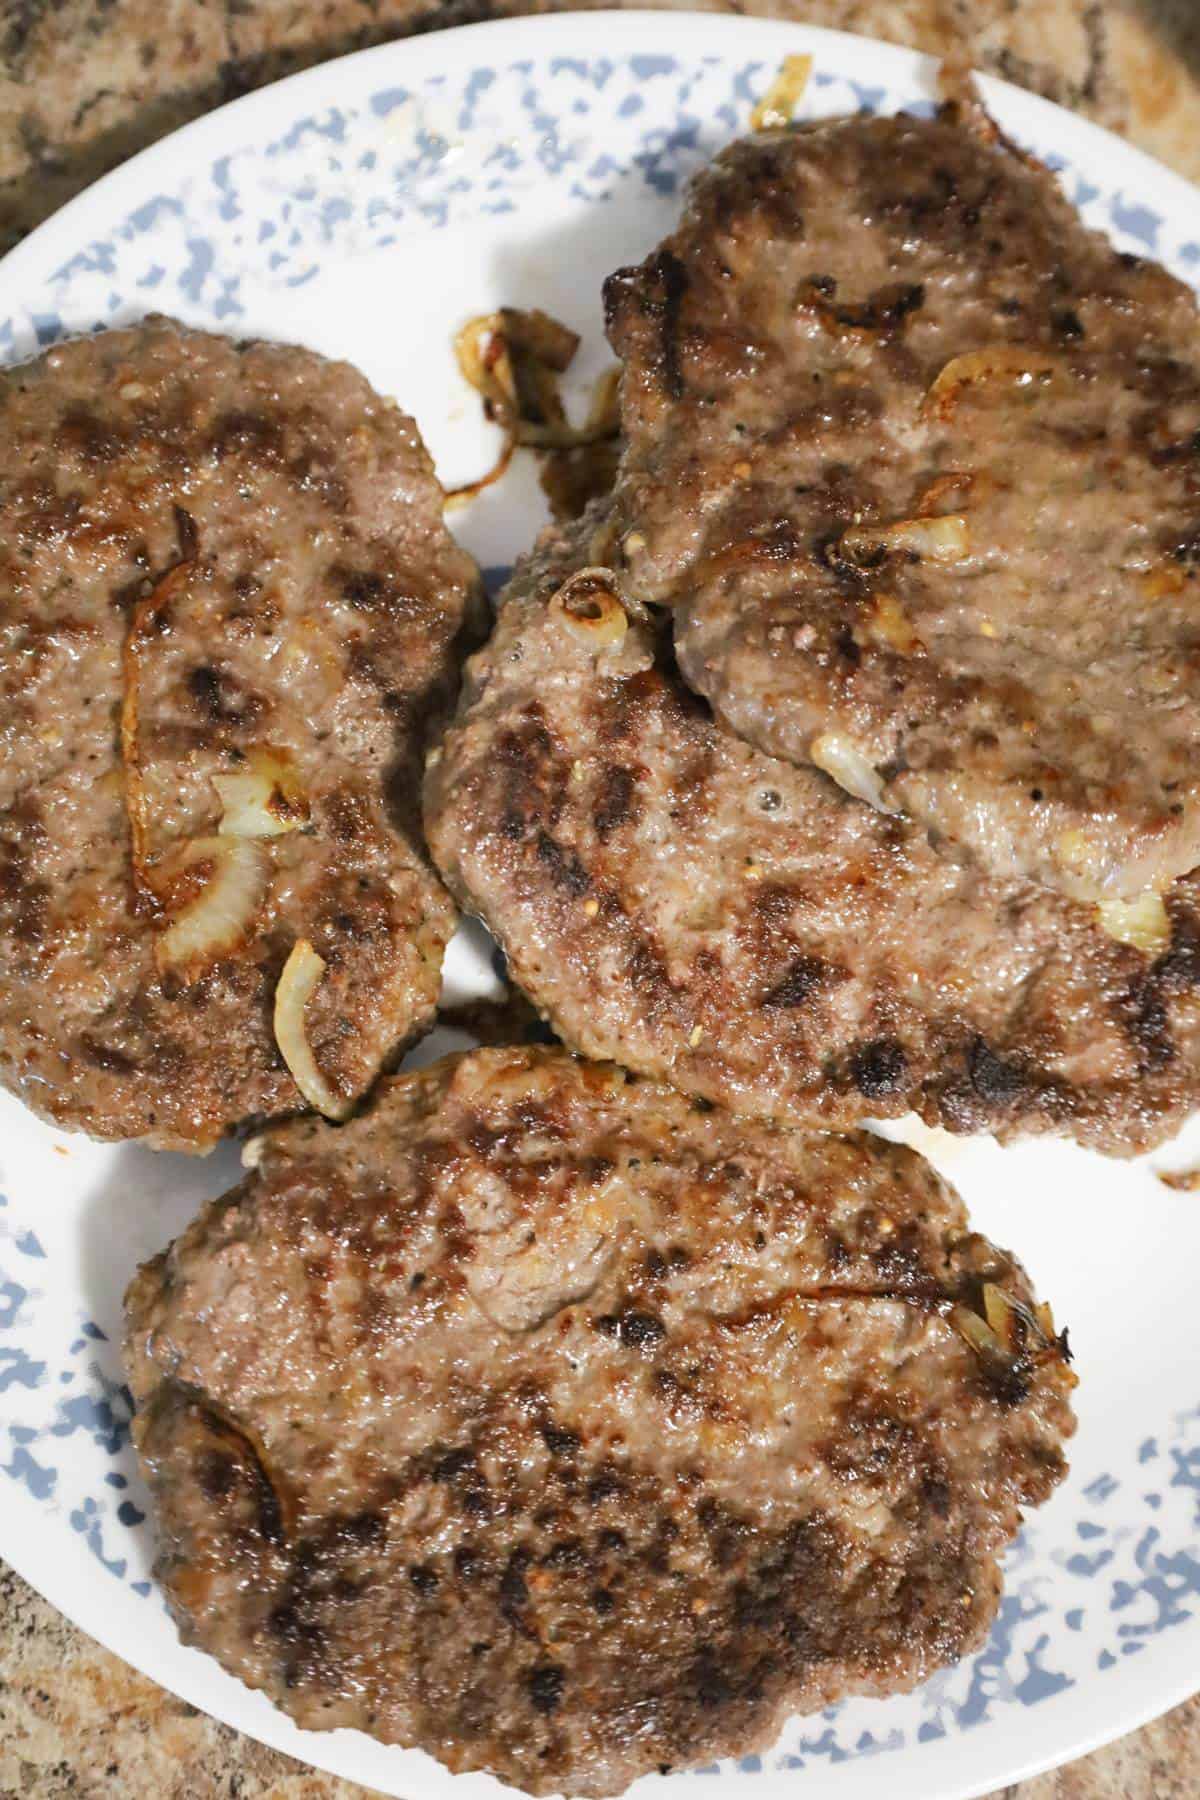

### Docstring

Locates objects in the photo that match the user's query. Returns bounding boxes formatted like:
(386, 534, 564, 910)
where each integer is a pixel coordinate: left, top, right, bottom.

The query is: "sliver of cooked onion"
(923, 345, 1059, 422)
(549, 568, 630, 649)
(121, 558, 195, 912)
(273, 938, 353, 1121)
(214, 747, 309, 839)
(1096, 891, 1172, 957)
(810, 732, 895, 813)
(952, 1286, 1075, 1384)
(750, 53, 813, 130)
(838, 514, 970, 566)
(154, 836, 267, 981)
(447, 310, 620, 506)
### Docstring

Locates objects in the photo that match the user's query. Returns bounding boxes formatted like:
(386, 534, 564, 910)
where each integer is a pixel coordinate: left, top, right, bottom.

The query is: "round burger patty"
(604, 100, 1200, 904)
(0, 317, 481, 1148)
(125, 1046, 1074, 1797)
(426, 507, 1200, 1155)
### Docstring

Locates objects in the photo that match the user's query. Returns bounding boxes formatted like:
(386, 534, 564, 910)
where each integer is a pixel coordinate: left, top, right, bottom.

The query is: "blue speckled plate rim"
(1, 13, 1199, 1798)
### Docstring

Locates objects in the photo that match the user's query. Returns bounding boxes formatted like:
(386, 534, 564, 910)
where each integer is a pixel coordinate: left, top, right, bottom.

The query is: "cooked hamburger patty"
(0, 318, 480, 1148)
(125, 1046, 1074, 1797)
(603, 102, 1200, 903)
(426, 508, 1200, 1155)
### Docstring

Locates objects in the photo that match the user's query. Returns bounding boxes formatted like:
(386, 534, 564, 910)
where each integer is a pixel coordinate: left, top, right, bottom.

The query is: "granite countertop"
(2, 2, 1200, 1796)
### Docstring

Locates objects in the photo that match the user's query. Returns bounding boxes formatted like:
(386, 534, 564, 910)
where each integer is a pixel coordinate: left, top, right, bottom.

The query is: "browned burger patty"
(0, 317, 481, 1148)
(125, 1045, 1074, 1797)
(426, 507, 1200, 1155)
(603, 101, 1200, 905)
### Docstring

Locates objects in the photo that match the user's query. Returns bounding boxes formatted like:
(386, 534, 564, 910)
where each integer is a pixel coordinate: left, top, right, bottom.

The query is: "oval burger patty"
(426, 506, 1200, 1154)
(0, 317, 480, 1148)
(125, 1045, 1074, 1797)
(605, 105, 1200, 905)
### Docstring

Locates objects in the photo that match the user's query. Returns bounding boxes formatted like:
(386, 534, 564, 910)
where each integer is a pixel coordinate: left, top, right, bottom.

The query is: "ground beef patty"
(426, 507, 1200, 1155)
(125, 1046, 1074, 1797)
(603, 99, 1200, 905)
(0, 317, 480, 1148)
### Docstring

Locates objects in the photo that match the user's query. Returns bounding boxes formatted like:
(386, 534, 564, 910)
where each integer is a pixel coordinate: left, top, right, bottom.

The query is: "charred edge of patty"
(603, 249, 689, 400)
(139, 1377, 298, 1549)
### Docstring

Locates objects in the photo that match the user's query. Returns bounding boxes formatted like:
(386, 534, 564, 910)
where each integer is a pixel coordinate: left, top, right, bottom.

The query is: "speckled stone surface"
(1, 3, 1199, 1797)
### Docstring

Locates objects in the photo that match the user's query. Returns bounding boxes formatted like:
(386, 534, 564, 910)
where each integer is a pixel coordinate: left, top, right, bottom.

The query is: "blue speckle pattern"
(0, 44, 1182, 368)
(1, 33, 1199, 1785)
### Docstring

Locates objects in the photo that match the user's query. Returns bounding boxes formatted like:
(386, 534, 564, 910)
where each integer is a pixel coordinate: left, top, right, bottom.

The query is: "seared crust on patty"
(426, 508, 1200, 1154)
(0, 317, 480, 1148)
(604, 106, 1200, 904)
(125, 1046, 1074, 1797)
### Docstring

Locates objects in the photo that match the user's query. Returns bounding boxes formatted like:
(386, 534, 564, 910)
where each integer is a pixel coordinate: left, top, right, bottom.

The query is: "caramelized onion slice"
(121, 557, 195, 911)
(958, 1285, 1072, 1379)
(924, 345, 1059, 421)
(840, 514, 970, 566)
(215, 747, 309, 839)
(916, 470, 981, 516)
(448, 309, 619, 505)
(539, 366, 623, 523)
(549, 568, 629, 650)
(1156, 1166, 1200, 1192)
(273, 939, 352, 1121)
(155, 836, 267, 979)
(750, 54, 813, 130)
(454, 307, 582, 445)
(982, 1281, 1023, 1349)
(864, 592, 922, 654)
(446, 313, 522, 504)
(810, 732, 894, 813)
(1096, 891, 1172, 956)
(949, 1302, 1006, 1359)
(796, 278, 925, 342)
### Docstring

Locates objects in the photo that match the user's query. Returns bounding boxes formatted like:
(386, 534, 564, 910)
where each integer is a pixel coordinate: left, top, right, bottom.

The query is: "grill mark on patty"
(536, 832, 592, 898)
(209, 407, 288, 466)
(819, 1395, 922, 1482)
(705, 140, 808, 241)
(496, 713, 568, 840)
(185, 662, 267, 728)
(2, 842, 51, 945)
(761, 955, 845, 1010)
(592, 764, 640, 841)
(333, 564, 425, 618)
(528, 1663, 567, 1713)
(625, 935, 687, 1028)
(966, 1036, 1030, 1109)
(56, 404, 131, 467)
(78, 1032, 137, 1074)
(849, 1037, 908, 1099)
(1156, 911, 1200, 992)
(160, 1381, 293, 1548)
(593, 1306, 667, 1350)
(1121, 973, 1175, 1073)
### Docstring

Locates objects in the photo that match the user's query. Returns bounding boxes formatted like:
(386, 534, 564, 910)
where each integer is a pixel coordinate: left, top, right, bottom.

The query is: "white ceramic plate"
(2, 14, 1200, 1799)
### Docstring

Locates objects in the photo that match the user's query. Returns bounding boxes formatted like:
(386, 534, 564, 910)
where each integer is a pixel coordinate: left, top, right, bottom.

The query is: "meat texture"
(426, 508, 1200, 1154)
(0, 318, 481, 1148)
(604, 104, 1200, 904)
(125, 1046, 1074, 1797)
